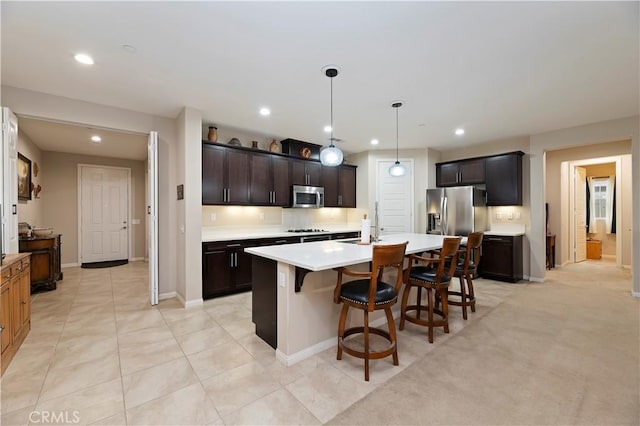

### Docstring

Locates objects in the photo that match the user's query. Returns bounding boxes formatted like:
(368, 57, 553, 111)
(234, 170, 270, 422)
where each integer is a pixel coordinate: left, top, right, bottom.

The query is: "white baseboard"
(275, 309, 401, 366)
(184, 298, 204, 309)
(130, 257, 144, 262)
(632, 291, 640, 298)
(622, 264, 631, 270)
(176, 292, 186, 306)
(601, 254, 616, 259)
(159, 291, 177, 301)
(61, 263, 79, 268)
(528, 276, 545, 283)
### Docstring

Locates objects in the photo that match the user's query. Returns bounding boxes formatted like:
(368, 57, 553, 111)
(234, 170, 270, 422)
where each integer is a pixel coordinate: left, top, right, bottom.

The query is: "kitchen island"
(246, 233, 459, 366)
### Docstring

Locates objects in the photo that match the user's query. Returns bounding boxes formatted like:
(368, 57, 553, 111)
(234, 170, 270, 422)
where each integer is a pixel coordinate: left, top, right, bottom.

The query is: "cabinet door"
(19, 262, 30, 327)
(321, 166, 339, 207)
(202, 249, 232, 299)
(458, 159, 485, 185)
(10, 276, 21, 340)
(226, 151, 250, 204)
(0, 284, 11, 355)
(250, 153, 272, 205)
(436, 163, 459, 187)
(338, 166, 357, 207)
(306, 162, 322, 186)
(233, 250, 252, 291)
(485, 153, 523, 206)
(479, 239, 513, 280)
(290, 160, 307, 185)
(271, 156, 290, 207)
(202, 144, 225, 204)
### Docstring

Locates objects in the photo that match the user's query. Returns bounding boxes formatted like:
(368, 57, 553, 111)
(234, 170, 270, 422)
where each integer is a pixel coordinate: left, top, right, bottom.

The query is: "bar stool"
(333, 241, 408, 381)
(400, 237, 461, 343)
(448, 232, 483, 320)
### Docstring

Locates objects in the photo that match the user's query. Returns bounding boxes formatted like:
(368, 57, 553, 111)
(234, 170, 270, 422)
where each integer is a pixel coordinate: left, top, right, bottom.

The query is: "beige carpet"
(329, 261, 639, 425)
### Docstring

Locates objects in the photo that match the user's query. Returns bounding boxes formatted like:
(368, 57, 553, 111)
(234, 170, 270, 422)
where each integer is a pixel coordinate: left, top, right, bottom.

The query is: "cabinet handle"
(272, 191, 276, 204)
(274, 240, 287, 244)
(230, 254, 234, 268)
(338, 195, 342, 206)
(226, 243, 241, 247)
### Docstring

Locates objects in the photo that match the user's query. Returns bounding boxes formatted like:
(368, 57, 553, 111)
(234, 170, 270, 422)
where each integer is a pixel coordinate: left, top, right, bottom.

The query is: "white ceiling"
(17, 117, 148, 161)
(1, 2, 638, 156)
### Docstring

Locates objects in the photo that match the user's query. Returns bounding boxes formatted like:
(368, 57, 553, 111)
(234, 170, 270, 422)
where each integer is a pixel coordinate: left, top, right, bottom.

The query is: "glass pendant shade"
(388, 101, 406, 177)
(389, 161, 407, 177)
(320, 66, 343, 167)
(320, 144, 343, 166)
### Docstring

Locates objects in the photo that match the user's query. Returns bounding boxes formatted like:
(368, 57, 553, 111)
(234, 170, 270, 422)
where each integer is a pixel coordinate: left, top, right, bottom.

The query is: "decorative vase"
(252, 141, 259, 149)
(269, 139, 280, 153)
(207, 126, 218, 142)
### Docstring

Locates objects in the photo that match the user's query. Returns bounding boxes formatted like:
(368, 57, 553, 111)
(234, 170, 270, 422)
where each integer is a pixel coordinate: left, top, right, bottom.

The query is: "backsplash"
(201, 206, 358, 229)
(489, 206, 529, 228)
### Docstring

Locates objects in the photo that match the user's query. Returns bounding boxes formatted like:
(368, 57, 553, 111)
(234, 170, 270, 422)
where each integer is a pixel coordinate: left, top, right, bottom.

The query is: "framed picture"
(17, 153, 32, 201)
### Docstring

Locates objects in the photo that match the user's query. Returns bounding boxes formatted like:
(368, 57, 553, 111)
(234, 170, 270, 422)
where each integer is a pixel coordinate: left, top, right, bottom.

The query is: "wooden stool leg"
(427, 288, 434, 343)
(416, 287, 422, 320)
(384, 306, 399, 366)
(468, 273, 476, 312)
(337, 303, 349, 360)
(459, 275, 468, 320)
(399, 283, 411, 330)
(364, 310, 370, 381)
(441, 287, 450, 334)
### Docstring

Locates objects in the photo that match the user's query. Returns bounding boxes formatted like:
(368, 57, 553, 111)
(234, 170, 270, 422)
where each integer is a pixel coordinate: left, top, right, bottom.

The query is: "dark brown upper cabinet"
(436, 158, 485, 187)
(291, 159, 322, 186)
(250, 152, 290, 206)
(485, 152, 523, 206)
(321, 164, 356, 208)
(202, 143, 250, 205)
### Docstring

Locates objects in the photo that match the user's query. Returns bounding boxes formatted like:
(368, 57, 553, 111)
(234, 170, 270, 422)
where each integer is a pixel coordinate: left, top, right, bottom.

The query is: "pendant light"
(388, 101, 407, 177)
(320, 67, 344, 167)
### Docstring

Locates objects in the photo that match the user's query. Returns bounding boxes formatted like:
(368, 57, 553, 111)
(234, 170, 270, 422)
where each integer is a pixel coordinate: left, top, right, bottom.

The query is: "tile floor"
(1, 261, 522, 425)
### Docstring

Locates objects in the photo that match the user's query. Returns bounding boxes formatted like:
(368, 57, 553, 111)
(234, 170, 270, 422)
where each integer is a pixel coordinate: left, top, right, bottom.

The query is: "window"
(592, 179, 608, 219)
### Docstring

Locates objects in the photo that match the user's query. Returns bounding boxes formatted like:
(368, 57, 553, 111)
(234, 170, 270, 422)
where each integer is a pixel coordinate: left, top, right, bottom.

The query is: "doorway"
(567, 156, 623, 268)
(78, 165, 130, 264)
(376, 159, 414, 233)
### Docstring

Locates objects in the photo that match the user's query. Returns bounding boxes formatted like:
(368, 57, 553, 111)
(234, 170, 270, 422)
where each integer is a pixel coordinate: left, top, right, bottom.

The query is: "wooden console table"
(19, 235, 63, 293)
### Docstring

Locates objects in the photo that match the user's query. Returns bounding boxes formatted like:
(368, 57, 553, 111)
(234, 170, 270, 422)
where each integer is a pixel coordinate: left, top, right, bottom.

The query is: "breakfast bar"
(246, 233, 459, 366)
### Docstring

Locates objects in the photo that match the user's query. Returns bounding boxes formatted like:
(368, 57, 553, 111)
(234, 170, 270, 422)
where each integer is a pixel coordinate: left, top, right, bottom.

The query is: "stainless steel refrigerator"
(426, 187, 488, 236)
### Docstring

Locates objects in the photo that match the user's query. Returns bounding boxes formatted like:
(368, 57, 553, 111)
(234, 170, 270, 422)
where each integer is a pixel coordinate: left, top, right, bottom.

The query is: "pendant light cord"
(395, 105, 399, 162)
(330, 75, 334, 147)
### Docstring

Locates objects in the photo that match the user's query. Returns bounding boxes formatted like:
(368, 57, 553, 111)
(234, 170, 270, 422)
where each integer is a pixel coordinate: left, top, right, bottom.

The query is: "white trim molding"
(184, 298, 204, 309)
(632, 291, 640, 298)
(159, 291, 177, 301)
(61, 263, 79, 268)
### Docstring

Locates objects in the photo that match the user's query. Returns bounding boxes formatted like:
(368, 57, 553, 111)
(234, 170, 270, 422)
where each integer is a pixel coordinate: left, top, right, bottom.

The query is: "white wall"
(16, 129, 43, 227)
(177, 107, 203, 307)
(351, 148, 434, 234)
(2, 86, 179, 296)
(530, 115, 638, 295)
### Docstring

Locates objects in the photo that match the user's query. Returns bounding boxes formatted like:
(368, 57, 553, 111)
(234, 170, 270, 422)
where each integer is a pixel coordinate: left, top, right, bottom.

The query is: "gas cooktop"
(287, 229, 328, 233)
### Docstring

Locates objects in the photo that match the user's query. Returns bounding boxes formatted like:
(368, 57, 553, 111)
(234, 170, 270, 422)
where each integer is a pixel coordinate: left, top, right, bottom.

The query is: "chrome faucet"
(371, 201, 381, 242)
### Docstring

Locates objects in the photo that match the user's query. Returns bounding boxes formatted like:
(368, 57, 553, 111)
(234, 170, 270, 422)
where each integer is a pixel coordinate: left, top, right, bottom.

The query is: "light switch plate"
(131, 218, 141, 225)
(278, 272, 286, 288)
(210, 213, 216, 221)
(496, 212, 502, 219)
(508, 212, 514, 220)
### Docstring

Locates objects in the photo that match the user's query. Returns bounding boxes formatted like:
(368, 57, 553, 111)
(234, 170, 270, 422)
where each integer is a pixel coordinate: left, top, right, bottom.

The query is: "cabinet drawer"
(482, 235, 513, 245)
(203, 240, 247, 252)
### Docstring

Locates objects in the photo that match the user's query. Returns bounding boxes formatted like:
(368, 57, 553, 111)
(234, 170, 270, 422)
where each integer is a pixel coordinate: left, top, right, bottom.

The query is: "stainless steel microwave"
(291, 185, 324, 208)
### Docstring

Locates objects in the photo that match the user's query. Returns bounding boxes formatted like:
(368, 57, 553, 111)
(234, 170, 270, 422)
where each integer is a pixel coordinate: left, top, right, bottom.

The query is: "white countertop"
(202, 226, 360, 242)
(245, 233, 465, 271)
(485, 224, 526, 236)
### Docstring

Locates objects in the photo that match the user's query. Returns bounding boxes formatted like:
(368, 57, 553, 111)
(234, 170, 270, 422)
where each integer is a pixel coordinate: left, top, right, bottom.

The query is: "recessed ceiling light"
(259, 107, 271, 116)
(371, 139, 379, 145)
(91, 135, 102, 143)
(74, 53, 94, 65)
(324, 125, 332, 133)
(455, 128, 465, 136)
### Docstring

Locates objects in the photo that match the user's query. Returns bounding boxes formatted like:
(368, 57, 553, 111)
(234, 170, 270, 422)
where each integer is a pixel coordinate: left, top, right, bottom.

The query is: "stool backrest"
(461, 232, 484, 272)
(369, 242, 408, 310)
(438, 237, 462, 281)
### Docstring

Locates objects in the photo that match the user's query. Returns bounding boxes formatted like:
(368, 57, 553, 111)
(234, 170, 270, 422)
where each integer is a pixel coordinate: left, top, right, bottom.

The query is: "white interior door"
(81, 166, 129, 263)
(2, 107, 19, 254)
(575, 166, 587, 262)
(147, 132, 158, 305)
(376, 160, 414, 233)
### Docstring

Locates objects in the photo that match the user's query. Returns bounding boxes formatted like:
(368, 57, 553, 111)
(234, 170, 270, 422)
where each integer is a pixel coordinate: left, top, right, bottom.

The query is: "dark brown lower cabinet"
(19, 235, 62, 293)
(202, 241, 252, 299)
(251, 256, 278, 348)
(479, 235, 523, 283)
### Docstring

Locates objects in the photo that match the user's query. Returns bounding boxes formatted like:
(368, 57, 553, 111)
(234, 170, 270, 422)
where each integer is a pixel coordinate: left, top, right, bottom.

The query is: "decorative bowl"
(228, 138, 242, 146)
(32, 227, 54, 237)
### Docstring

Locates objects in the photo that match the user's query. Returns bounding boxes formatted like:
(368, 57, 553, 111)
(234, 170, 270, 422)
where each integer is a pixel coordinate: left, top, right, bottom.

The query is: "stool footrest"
(339, 326, 396, 361)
